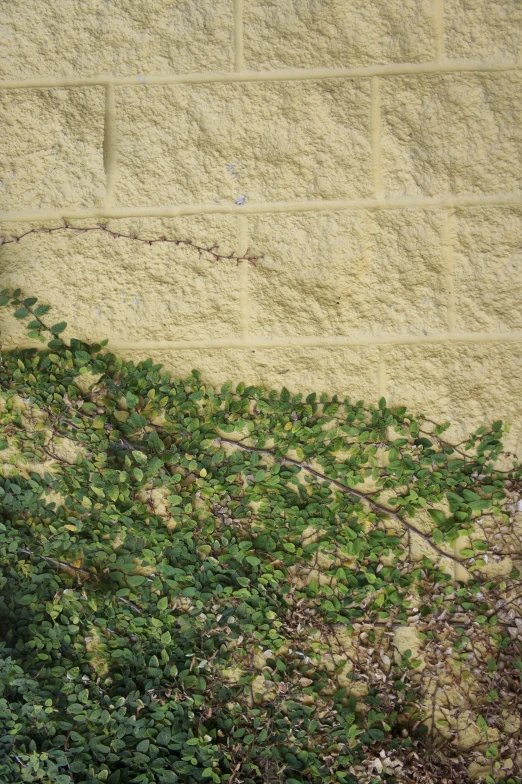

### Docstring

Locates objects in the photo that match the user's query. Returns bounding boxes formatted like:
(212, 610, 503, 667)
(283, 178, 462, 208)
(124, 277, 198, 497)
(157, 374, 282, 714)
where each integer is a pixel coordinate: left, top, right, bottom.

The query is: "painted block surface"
(247, 210, 448, 338)
(243, 0, 436, 69)
(0, 0, 521, 444)
(0, 88, 105, 211)
(0, 0, 234, 79)
(381, 73, 522, 198)
(114, 80, 372, 207)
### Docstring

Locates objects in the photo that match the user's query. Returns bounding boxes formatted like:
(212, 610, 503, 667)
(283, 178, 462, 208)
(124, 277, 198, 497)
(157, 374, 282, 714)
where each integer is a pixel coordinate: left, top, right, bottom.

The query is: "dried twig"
(0, 222, 263, 266)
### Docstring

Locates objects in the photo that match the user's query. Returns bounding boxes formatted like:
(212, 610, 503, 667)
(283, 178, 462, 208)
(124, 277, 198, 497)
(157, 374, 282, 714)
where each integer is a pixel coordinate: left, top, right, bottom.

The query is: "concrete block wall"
(1, 0, 521, 448)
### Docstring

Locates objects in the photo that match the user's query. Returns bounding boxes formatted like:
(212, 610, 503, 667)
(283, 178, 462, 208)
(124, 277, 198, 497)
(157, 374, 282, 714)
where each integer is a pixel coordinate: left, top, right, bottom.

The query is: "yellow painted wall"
(1, 0, 521, 450)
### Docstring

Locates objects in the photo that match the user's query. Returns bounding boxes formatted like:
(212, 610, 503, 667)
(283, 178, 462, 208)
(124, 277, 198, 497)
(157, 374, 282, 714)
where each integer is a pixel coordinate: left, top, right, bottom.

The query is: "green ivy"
(1, 289, 521, 784)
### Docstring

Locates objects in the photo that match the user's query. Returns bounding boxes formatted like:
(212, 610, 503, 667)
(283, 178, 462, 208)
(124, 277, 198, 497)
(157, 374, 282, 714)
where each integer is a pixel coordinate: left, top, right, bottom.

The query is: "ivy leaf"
(50, 321, 67, 334)
(128, 413, 147, 429)
(477, 715, 487, 732)
(127, 575, 146, 587)
(428, 509, 445, 525)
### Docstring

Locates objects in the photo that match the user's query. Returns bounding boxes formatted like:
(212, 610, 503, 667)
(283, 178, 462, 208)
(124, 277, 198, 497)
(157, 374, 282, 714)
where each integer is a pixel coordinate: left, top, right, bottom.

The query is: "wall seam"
(441, 210, 456, 332)
(1, 60, 521, 90)
(378, 348, 387, 399)
(234, 0, 244, 72)
(103, 84, 117, 206)
(2, 193, 521, 224)
(6, 333, 521, 352)
(239, 215, 250, 345)
(433, 0, 445, 60)
(370, 77, 383, 198)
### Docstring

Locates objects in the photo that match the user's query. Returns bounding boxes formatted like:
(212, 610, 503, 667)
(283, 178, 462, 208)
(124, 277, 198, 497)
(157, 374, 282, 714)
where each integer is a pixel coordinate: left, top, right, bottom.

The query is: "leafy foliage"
(1, 289, 522, 784)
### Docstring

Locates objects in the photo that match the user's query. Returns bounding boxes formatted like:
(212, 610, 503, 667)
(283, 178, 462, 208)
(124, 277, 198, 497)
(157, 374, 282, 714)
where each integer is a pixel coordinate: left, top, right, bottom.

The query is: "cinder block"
(118, 344, 380, 402)
(0, 0, 234, 79)
(444, 0, 522, 62)
(382, 342, 522, 450)
(381, 73, 522, 198)
(0, 216, 243, 345)
(243, 0, 436, 70)
(0, 88, 105, 212)
(114, 80, 372, 206)
(452, 207, 522, 332)
(247, 210, 448, 338)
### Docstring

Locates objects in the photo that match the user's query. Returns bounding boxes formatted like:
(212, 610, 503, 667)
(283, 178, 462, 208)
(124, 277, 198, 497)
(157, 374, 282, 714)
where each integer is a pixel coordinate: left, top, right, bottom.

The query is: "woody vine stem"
(1, 226, 522, 784)
(0, 221, 263, 265)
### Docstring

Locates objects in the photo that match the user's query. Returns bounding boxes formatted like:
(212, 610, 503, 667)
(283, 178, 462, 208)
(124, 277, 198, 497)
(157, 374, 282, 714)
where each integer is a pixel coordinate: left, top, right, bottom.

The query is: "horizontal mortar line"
(96, 331, 522, 350)
(2, 192, 522, 224)
(0, 59, 521, 90)
(6, 331, 520, 353)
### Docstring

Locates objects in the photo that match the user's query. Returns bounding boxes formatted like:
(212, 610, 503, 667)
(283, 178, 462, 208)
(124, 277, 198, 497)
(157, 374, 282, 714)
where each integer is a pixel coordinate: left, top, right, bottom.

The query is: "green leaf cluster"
(1, 292, 521, 784)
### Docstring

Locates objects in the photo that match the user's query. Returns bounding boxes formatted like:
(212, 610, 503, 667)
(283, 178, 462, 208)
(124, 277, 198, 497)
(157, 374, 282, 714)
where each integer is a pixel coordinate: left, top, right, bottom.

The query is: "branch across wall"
(0, 221, 263, 266)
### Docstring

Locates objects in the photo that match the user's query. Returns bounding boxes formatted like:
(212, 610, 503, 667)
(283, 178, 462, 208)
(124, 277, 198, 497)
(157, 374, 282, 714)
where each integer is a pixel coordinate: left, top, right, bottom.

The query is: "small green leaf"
(428, 509, 445, 525)
(128, 413, 147, 429)
(19, 595, 36, 606)
(127, 575, 146, 587)
(107, 486, 119, 501)
(50, 321, 67, 334)
(477, 715, 487, 732)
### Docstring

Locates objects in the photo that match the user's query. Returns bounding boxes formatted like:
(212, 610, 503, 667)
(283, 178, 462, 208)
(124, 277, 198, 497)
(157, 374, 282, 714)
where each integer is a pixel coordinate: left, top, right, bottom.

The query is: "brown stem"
(216, 437, 467, 569)
(0, 223, 263, 266)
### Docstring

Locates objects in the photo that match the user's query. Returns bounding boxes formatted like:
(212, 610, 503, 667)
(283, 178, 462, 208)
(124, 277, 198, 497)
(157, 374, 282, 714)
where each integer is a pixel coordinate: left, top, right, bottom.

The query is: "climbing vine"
(1, 284, 522, 784)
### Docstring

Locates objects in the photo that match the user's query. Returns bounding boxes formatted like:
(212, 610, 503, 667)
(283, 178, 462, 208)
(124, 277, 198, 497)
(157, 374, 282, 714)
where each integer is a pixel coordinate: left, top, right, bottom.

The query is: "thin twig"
(0, 223, 263, 266)
(216, 437, 466, 568)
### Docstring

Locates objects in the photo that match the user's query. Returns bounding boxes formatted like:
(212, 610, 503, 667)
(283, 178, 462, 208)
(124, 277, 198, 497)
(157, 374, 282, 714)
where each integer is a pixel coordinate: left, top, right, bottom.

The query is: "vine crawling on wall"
(1, 256, 522, 784)
(0, 222, 263, 266)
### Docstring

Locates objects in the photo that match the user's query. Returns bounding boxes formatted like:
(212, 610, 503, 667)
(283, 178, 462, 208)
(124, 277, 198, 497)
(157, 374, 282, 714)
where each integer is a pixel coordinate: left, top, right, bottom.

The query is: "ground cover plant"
(1, 286, 522, 784)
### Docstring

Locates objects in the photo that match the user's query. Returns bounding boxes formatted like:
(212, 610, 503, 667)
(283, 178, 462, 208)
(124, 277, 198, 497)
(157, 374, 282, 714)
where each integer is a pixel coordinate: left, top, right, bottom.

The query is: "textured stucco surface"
(1, 0, 522, 454)
(0, 88, 106, 211)
(380, 72, 522, 198)
(0, 0, 235, 78)
(114, 80, 372, 205)
(242, 0, 437, 69)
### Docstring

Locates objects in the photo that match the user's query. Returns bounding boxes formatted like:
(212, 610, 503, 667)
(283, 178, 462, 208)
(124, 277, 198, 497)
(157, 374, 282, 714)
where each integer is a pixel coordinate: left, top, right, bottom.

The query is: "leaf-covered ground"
(1, 291, 522, 784)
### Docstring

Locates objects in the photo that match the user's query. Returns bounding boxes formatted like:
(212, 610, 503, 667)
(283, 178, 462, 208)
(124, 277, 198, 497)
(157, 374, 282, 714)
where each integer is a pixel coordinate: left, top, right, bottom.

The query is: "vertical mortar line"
(433, 0, 445, 60)
(233, 0, 244, 71)
(239, 214, 249, 344)
(441, 210, 456, 332)
(378, 347, 386, 400)
(370, 77, 383, 199)
(103, 83, 117, 206)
